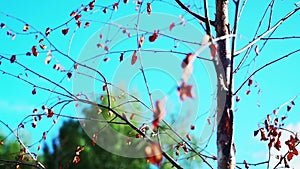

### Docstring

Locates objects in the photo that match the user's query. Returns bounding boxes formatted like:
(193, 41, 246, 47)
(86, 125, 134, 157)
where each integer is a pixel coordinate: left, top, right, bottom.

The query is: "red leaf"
(76, 21, 82, 28)
(75, 14, 82, 20)
(103, 58, 110, 62)
(190, 125, 195, 130)
(149, 30, 158, 42)
(89, 1, 95, 10)
(31, 46, 39, 56)
(10, 55, 16, 63)
(131, 51, 137, 65)
(236, 96, 240, 102)
(147, 3, 152, 15)
(287, 152, 293, 161)
(0, 141, 4, 146)
(144, 143, 163, 165)
(0, 23, 5, 29)
(62, 28, 69, 35)
(169, 22, 175, 31)
(113, 3, 119, 11)
(47, 109, 54, 118)
(32, 88, 36, 95)
(67, 72, 72, 79)
(246, 90, 251, 95)
(130, 113, 135, 120)
(152, 99, 166, 129)
(186, 134, 191, 141)
(84, 22, 90, 28)
(73, 156, 80, 164)
(70, 11, 76, 17)
(248, 79, 253, 86)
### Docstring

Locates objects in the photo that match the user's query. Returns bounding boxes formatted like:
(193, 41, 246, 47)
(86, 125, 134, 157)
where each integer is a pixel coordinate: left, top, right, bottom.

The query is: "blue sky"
(0, 0, 300, 168)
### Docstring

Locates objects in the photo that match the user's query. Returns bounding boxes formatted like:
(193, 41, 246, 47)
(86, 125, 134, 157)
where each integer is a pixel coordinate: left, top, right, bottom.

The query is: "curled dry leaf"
(181, 53, 195, 82)
(84, 22, 90, 28)
(23, 24, 29, 32)
(62, 28, 69, 35)
(113, 2, 119, 11)
(10, 55, 16, 63)
(209, 44, 217, 58)
(75, 14, 81, 20)
(149, 30, 158, 42)
(124, 0, 129, 4)
(103, 8, 107, 13)
(152, 99, 166, 129)
(67, 72, 72, 79)
(177, 82, 194, 101)
(32, 88, 36, 95)
(147, 3, 152, 15)
(32, 46, 39, 56)
(169, 22, 175, 31)
(0, 23, 5, 29)
(45, 27, 51, 36)
(144, 143, 163, 165)
(119, 53, 124, 62)
(131, 50, 137, 65)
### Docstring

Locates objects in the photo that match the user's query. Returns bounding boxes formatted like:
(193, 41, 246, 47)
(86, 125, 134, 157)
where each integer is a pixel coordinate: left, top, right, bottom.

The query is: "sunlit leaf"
(144, 143, 163, 165)
(23, 24, 29, 32)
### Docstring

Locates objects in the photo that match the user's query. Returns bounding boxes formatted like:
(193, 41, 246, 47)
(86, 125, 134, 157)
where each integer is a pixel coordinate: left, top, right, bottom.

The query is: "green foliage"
(42, 120, 149, 169)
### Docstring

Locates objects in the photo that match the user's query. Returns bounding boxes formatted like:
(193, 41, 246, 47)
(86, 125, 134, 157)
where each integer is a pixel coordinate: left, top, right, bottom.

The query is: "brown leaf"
(131, 51, 137, 65)
(32, 46, 39, 56)
(255, 45, 259, 56)
(10, 55, 16, 63)
(209, 44, 217, 58)
(119, 53, 124, 62)
(177, 82, 194, 101)
(62, 28, 69, 35)
(147, 3, 152, 15)
(45, 27, 51, 36)
(149, 30, 158, 42)
(138, 35, 145, 48)
(23, 24, 29, 32)
(169, 22, 175, 31)
(144, 143, 163, 165)
(152, 99, 166, 129)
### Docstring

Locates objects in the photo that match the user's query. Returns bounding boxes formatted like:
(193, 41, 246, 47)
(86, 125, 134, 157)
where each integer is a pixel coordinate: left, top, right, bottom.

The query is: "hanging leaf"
(10, 55, 16, 63)
(23, 24, 29, 32)
(70, 11, 76, 17)
(113, 3, 119, 11)
(169, 22, 175, 31)
(103, 8, 107, 13)
(75, 14, 82, 20)
(144, 143, 163, 165)
(84, 22, 90, 28)
(131, 50, 137, 65)
(67, 72, 72, 79)
(248, 79, 253, 86)
(147, 3, 152, 15)
(45, 27, 51, 36)
(31, 46, 39, 56)
(32, 88, 36, 95)
(152, 99, 166, 129)
(76, 21, 82, 28)
(124, 0, 129, 4)
(149, 30, 158, 42)
(119, 53, 124, 62)
(177, 82, 194, 100)
(0, 23, 5, 29)
(42, 132, 47, 140)
(62, 28, 69, 35)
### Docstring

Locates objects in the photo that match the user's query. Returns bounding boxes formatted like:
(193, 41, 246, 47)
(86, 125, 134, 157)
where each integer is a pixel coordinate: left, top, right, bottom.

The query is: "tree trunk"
(215, 0, 236, 169)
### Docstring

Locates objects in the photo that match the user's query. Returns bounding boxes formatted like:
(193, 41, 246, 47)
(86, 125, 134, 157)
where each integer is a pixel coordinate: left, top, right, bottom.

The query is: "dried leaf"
(32, 46, 39, 56)
(169, 22, 175, 31)
(149, 30, 158, 42)
(45, 27, 51, 36)
(147, 3, 152, 15)
(62, 28, 69, 35)
(0, 23, 5, 29)
(131, 51, 137, 65)
(23, 24, 29, 32)
(255, 45, 259, 56)
(177, 82, 194, 100)
(144, 143, 163, 165)
(84, 22, 90, 28)
(209, 44, 217, 58)
(10, 55, 16, 63)
(113, 3, 119, 11)
(138, 35, 145, 48)
(152, 99, 166, 129)
(119, 53, 124, 62)
(32, 88, 36, 95)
